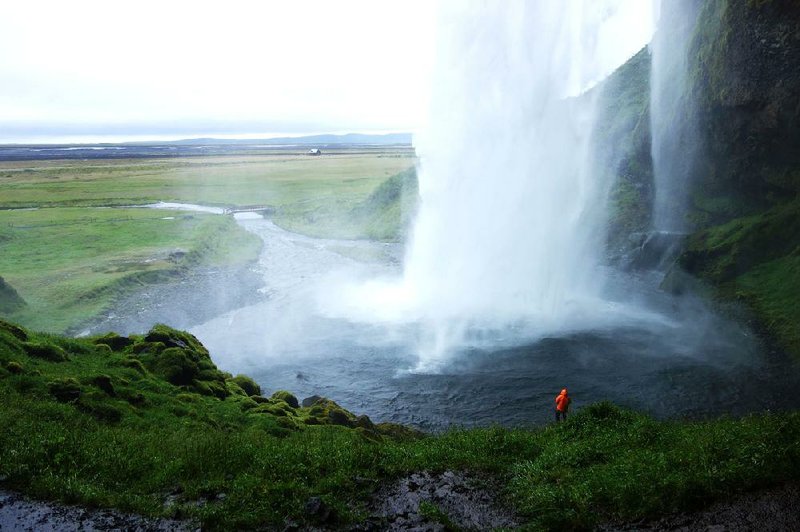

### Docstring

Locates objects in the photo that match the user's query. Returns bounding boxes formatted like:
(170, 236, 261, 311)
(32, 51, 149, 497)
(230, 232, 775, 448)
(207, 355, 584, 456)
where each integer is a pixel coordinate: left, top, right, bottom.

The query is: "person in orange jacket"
(555, 388, 571, 422)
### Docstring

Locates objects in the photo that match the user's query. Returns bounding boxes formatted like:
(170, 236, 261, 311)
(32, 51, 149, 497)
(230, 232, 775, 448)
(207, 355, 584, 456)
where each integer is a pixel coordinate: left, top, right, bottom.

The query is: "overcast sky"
(0, 0, 436, 143)
(0, 1, 653, 144)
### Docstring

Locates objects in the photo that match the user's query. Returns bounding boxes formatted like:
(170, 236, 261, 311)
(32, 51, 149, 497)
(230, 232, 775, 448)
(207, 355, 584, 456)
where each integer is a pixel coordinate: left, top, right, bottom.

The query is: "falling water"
(336, 1, 656, 367)
(650, 0, 702, 232)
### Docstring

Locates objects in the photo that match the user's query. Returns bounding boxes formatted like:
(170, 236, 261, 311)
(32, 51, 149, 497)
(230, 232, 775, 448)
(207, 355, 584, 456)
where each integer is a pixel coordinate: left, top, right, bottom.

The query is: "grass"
(0, 150, 417, 332)
(1, 320, 798, 530)
(0, 207, 261, 333)
(0, 152, 414, 226)
(679, 199, 800, 356)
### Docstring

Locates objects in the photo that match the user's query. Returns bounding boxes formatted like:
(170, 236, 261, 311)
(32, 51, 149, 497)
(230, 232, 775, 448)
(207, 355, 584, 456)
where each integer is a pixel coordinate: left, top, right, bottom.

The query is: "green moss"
(678, 200, 800, 356)
(231, 375, 261, 396)
(737, 255, 800, 356)
(24, 342, 68, 362)
(47, 378, 82, 402)
(5, 361, 23, 374)
(92, 333, 134, 351)
(270, 390, 299, 409)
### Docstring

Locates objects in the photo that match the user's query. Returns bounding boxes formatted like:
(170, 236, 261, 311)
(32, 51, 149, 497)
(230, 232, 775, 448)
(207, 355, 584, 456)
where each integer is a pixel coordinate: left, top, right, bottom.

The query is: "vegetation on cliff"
(597, 1, 800, 356)
(1, 319, 798, 529)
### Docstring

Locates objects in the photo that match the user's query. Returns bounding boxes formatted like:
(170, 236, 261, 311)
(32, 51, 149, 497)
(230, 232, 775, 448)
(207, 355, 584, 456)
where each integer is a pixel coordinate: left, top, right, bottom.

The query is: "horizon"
(0, 130, 414, 146)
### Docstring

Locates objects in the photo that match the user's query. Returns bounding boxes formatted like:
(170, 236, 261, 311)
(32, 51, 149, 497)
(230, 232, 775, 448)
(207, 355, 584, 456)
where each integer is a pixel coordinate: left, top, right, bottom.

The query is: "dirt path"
(0, 490, 194, 531)
(599, 482, 800, 531)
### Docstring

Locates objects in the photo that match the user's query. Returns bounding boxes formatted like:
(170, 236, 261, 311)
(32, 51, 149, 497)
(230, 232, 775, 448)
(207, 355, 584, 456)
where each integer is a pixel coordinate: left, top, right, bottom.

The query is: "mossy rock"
(120, 357, 147, 374)
(225, 380, 248, 397)
(131, 341, 166, 355)
(355, 426, 383, 443)
(327, 409, 353, 427)
(250, 395, 270, 404)
(144, 324, 208, 354)
(87, 374, 115, 396)
(5, 361, 23, 374)
(191, 379, 229, 399)
(92, 333, 134, 351)
(375, 422, 425, 442)
(270, 390, 299, 408)
(24, 342, 68, 362)
(276, 416, 299, 430)
(147, 347, 200, 386)
(355, 415, 375, 430)
(235, 396, 259, 411)
(176, 393, 203, 404)
(48, 378, 82, 403)
(121, 390, 146, 407)
(78, 397, 123, 423)
(232, 374, 261, 396)
(0, 320, 28, 341)
(252, 404, 288, 417)
(94, 344, 112, 355)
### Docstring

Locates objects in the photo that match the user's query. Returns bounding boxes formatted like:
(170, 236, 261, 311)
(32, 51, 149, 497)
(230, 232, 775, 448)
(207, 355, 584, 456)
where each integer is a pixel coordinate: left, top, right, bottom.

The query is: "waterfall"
(650, 0, 702, 232)
(334, 1, 655, 367)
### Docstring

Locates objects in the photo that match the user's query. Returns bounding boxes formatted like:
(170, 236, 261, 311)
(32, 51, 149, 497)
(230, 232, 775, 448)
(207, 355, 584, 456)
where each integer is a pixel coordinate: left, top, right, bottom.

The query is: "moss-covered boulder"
(0, 319, 28, 341)
(5, 360, 23, 374)
(232, 374, 261, 396)
(48, 378, 82, 403)
(88, 374, 115, 396)
(24, 342, 68, 362)
(92, 333, 134, 351)
(271, 390, 299, 409)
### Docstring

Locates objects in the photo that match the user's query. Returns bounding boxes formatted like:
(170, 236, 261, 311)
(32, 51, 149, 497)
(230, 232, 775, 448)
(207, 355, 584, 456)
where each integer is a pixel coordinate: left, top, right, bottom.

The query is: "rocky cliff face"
(688, 0, 800, 225)
(599, 0, 800, 356)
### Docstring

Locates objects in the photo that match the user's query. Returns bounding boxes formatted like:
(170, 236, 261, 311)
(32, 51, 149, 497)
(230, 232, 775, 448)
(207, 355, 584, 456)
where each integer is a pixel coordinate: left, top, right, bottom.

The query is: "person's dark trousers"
(555, 410, 567, 422)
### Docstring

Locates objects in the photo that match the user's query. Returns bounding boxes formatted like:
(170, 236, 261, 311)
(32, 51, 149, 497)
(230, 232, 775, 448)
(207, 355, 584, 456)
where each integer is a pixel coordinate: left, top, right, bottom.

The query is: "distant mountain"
(154, 133, 413, 146)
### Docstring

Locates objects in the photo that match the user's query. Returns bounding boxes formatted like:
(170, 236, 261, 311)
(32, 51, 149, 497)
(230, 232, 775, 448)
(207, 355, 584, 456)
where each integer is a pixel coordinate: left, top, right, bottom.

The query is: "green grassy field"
(0, 150, 416, 333)
(0, 320, 797, 530)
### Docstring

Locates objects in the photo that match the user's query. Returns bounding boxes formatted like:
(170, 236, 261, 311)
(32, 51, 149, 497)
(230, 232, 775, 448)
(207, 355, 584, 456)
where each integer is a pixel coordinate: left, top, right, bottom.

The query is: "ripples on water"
(186, 215, 800, 430)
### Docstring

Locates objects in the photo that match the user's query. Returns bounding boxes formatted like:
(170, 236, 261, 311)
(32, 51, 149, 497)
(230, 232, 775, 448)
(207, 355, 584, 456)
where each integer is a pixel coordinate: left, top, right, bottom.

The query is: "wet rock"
(598, 482, 800, 531)
(304, 496, 334, 523)
(302, 394, 324, 407)
(0, 489, 195, 531)
(369, 470, 517, 531)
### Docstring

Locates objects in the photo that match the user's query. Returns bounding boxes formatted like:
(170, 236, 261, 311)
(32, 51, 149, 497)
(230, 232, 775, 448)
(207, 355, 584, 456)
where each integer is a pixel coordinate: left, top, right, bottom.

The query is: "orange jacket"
(555, 389, 571, 412)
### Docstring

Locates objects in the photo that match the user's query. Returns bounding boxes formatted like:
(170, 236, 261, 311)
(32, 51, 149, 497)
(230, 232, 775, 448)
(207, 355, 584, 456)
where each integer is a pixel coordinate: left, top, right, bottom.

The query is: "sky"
(0, 1, 653, 144)
(0, 0, 436, 143)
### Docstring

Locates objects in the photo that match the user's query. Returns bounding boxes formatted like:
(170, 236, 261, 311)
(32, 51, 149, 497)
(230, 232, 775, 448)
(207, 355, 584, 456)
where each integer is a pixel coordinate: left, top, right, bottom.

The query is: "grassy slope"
(0, 207, 261, 333)
(1, 320, 798, 530)
(679, 199, 800, 355)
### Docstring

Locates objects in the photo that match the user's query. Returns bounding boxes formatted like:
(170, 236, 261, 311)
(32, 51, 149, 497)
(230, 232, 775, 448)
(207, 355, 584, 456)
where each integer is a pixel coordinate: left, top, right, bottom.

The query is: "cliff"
(600, 0, 800, 356)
